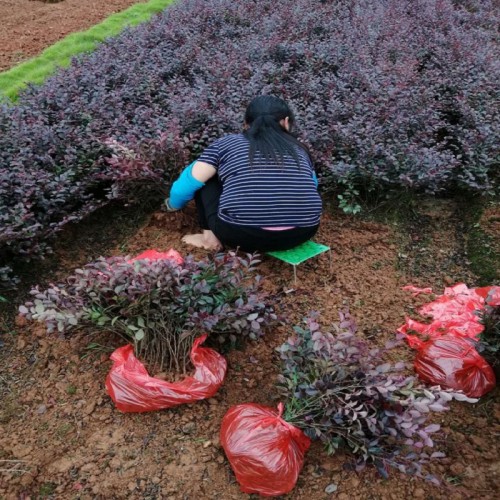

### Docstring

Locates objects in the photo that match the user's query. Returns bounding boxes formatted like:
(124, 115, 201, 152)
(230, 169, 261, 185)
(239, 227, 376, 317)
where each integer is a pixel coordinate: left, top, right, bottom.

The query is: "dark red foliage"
(1, 0, 498, 271)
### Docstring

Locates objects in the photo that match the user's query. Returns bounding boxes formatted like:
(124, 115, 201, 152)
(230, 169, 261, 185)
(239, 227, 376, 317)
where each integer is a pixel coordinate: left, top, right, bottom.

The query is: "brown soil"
(0, 6, 498, 497)
(0, 199, 498, 500)
(0, 0, 150, 71)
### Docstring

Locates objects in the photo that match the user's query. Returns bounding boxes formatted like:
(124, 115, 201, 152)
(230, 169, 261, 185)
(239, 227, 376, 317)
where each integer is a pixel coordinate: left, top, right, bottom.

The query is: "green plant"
(80, 342, 114, 360)
(337, 176, 362, 215)
(56, 423, 74, 438)
(278, 311, 477, 481)
(445, 475, 463, 486)
(39, 482, 56, 497)
(337, 192, 362, 215)
(477, 289, 500, 370)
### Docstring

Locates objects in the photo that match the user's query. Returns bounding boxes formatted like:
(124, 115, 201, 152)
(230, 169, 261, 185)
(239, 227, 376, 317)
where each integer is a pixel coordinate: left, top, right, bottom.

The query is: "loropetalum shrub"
(19, 252, 277, 372)
(0, 265, 18, 291)
(477, 290, 500, 369)
(277, 311, 477, 481)
(1, 0, 498, 268)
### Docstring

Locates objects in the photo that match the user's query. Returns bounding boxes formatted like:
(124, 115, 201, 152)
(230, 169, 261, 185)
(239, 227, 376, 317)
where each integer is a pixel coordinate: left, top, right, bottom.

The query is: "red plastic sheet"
(399, 283, 500, 346)
(129, 248, 184, 265)
(401, 285, 434, 297)
(220, 403, 310, 497)
(414, 336, 496, 398)
(106, 335, 227, 412)
(485, 287, 500, 306)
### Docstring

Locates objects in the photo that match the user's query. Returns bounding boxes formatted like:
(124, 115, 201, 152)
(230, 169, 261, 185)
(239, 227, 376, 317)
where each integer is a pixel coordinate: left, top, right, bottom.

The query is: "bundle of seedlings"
(277, 311, 477, 482)
(20, 251, 277, 374)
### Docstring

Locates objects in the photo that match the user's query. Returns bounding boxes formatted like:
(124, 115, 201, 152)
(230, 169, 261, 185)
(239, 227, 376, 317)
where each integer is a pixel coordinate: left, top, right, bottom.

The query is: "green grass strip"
(0, 0, 175, 102)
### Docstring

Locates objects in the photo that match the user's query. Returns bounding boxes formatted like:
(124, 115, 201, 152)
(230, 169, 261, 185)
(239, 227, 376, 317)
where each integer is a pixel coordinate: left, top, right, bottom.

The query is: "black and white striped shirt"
(198, 134, 322, 227)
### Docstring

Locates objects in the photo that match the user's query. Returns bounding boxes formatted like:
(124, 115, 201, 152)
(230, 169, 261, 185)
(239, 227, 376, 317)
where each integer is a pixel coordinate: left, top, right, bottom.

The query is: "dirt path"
(0, 0, 150, 71)
(0, 200, 498, 499)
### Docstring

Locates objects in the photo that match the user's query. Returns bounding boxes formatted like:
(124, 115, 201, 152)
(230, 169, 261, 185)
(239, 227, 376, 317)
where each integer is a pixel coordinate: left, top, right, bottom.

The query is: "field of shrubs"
(0, 1, 498, 498)
(1, 0, 498, 284)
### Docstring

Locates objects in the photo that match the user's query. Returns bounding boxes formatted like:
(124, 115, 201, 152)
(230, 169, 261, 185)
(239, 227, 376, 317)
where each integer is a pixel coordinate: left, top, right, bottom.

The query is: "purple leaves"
(20, 251, 277, 364)
(477, 300, 500, 365)
(424, 424, 441, 434)
(279, 311, 477, 480)
(1, 0, 498, 278)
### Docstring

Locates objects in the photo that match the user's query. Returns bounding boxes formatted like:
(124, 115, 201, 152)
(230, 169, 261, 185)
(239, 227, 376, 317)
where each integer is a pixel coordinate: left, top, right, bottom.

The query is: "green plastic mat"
(266, 240, 330, 266)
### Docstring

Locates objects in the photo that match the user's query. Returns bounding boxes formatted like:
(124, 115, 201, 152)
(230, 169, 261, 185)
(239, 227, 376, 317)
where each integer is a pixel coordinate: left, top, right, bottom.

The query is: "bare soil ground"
(0, 200, 498, 500)
(0, 3, 498, 498)
(0, 0, 148, 71)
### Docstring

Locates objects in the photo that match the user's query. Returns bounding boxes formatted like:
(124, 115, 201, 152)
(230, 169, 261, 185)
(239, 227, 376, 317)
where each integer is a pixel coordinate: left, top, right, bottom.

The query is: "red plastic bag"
(414, 336, 496, 398)
(419, 294, 482, 322)
(106, 335, 226, 412)
(398, 283, 500, 347)
(398, 316, 485, 349)
(220, 403, 310, 497)
(129, 248, 184, 265)
(401, 285, 433, 297)
(485, 287, 500, 306)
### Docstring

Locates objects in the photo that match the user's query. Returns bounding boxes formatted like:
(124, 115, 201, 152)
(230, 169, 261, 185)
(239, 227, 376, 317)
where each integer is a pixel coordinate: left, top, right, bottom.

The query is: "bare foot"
(182, 231, 222, 251)
(201, 230, 223, 251)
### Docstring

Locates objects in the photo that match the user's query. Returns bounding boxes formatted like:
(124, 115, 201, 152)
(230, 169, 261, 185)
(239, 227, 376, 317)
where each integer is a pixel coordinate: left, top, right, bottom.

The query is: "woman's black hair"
(243, 95, 309, 166)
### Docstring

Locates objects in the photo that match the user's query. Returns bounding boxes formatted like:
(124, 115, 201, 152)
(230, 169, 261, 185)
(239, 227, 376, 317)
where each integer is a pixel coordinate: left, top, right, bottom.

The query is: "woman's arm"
(166, 161, 217, 210)
(192, 161, 217, 183)
(312, 170, 318, 187)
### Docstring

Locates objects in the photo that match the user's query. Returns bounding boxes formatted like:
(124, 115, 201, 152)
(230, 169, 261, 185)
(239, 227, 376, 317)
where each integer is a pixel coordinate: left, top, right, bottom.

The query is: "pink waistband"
(262, 226, 295, 231)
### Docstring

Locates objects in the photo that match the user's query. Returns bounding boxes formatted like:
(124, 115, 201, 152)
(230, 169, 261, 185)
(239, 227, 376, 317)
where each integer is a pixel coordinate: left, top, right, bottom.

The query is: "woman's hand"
(163, 198, 179, 212)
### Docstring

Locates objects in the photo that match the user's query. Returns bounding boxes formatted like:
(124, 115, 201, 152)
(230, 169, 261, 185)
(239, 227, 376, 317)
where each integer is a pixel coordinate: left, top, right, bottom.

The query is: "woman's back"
(165, 95, 322, 252)
(198, 133, 322, 228)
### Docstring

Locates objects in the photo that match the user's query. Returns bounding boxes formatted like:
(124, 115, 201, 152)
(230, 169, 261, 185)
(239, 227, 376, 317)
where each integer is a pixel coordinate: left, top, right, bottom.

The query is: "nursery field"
(0, 0, 499, 498)
(0, 0, 143, 71)
(0, 198, 499, 499)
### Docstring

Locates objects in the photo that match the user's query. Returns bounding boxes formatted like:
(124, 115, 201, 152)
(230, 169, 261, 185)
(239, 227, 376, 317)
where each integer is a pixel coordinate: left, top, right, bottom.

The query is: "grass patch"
(445, 475, 463, 486)
(80, 342, 115, 360)
(39, 482, 57, 497)
(460, 198, 499, 286)
(0, 0, 175, 101)
(0, 396, 23, 424)
(56, 423, 74, 438)
(352, 193, 495, 284)
(66, 385, 77, 395)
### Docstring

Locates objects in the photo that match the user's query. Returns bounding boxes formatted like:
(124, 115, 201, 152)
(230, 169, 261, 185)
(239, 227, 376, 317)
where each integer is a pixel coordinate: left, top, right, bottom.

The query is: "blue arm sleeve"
(312, 171, 318, 187)
(168, 162, 205, 209)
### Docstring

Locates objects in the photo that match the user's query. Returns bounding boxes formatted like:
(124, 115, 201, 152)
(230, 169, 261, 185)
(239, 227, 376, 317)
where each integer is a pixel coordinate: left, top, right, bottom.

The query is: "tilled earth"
(0, 201, 498, 499)
(0, 0, 149, 71)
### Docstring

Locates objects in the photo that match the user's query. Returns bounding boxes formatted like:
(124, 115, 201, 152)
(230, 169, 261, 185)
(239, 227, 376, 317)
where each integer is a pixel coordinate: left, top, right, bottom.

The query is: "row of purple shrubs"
(1, 0, 498, 270)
